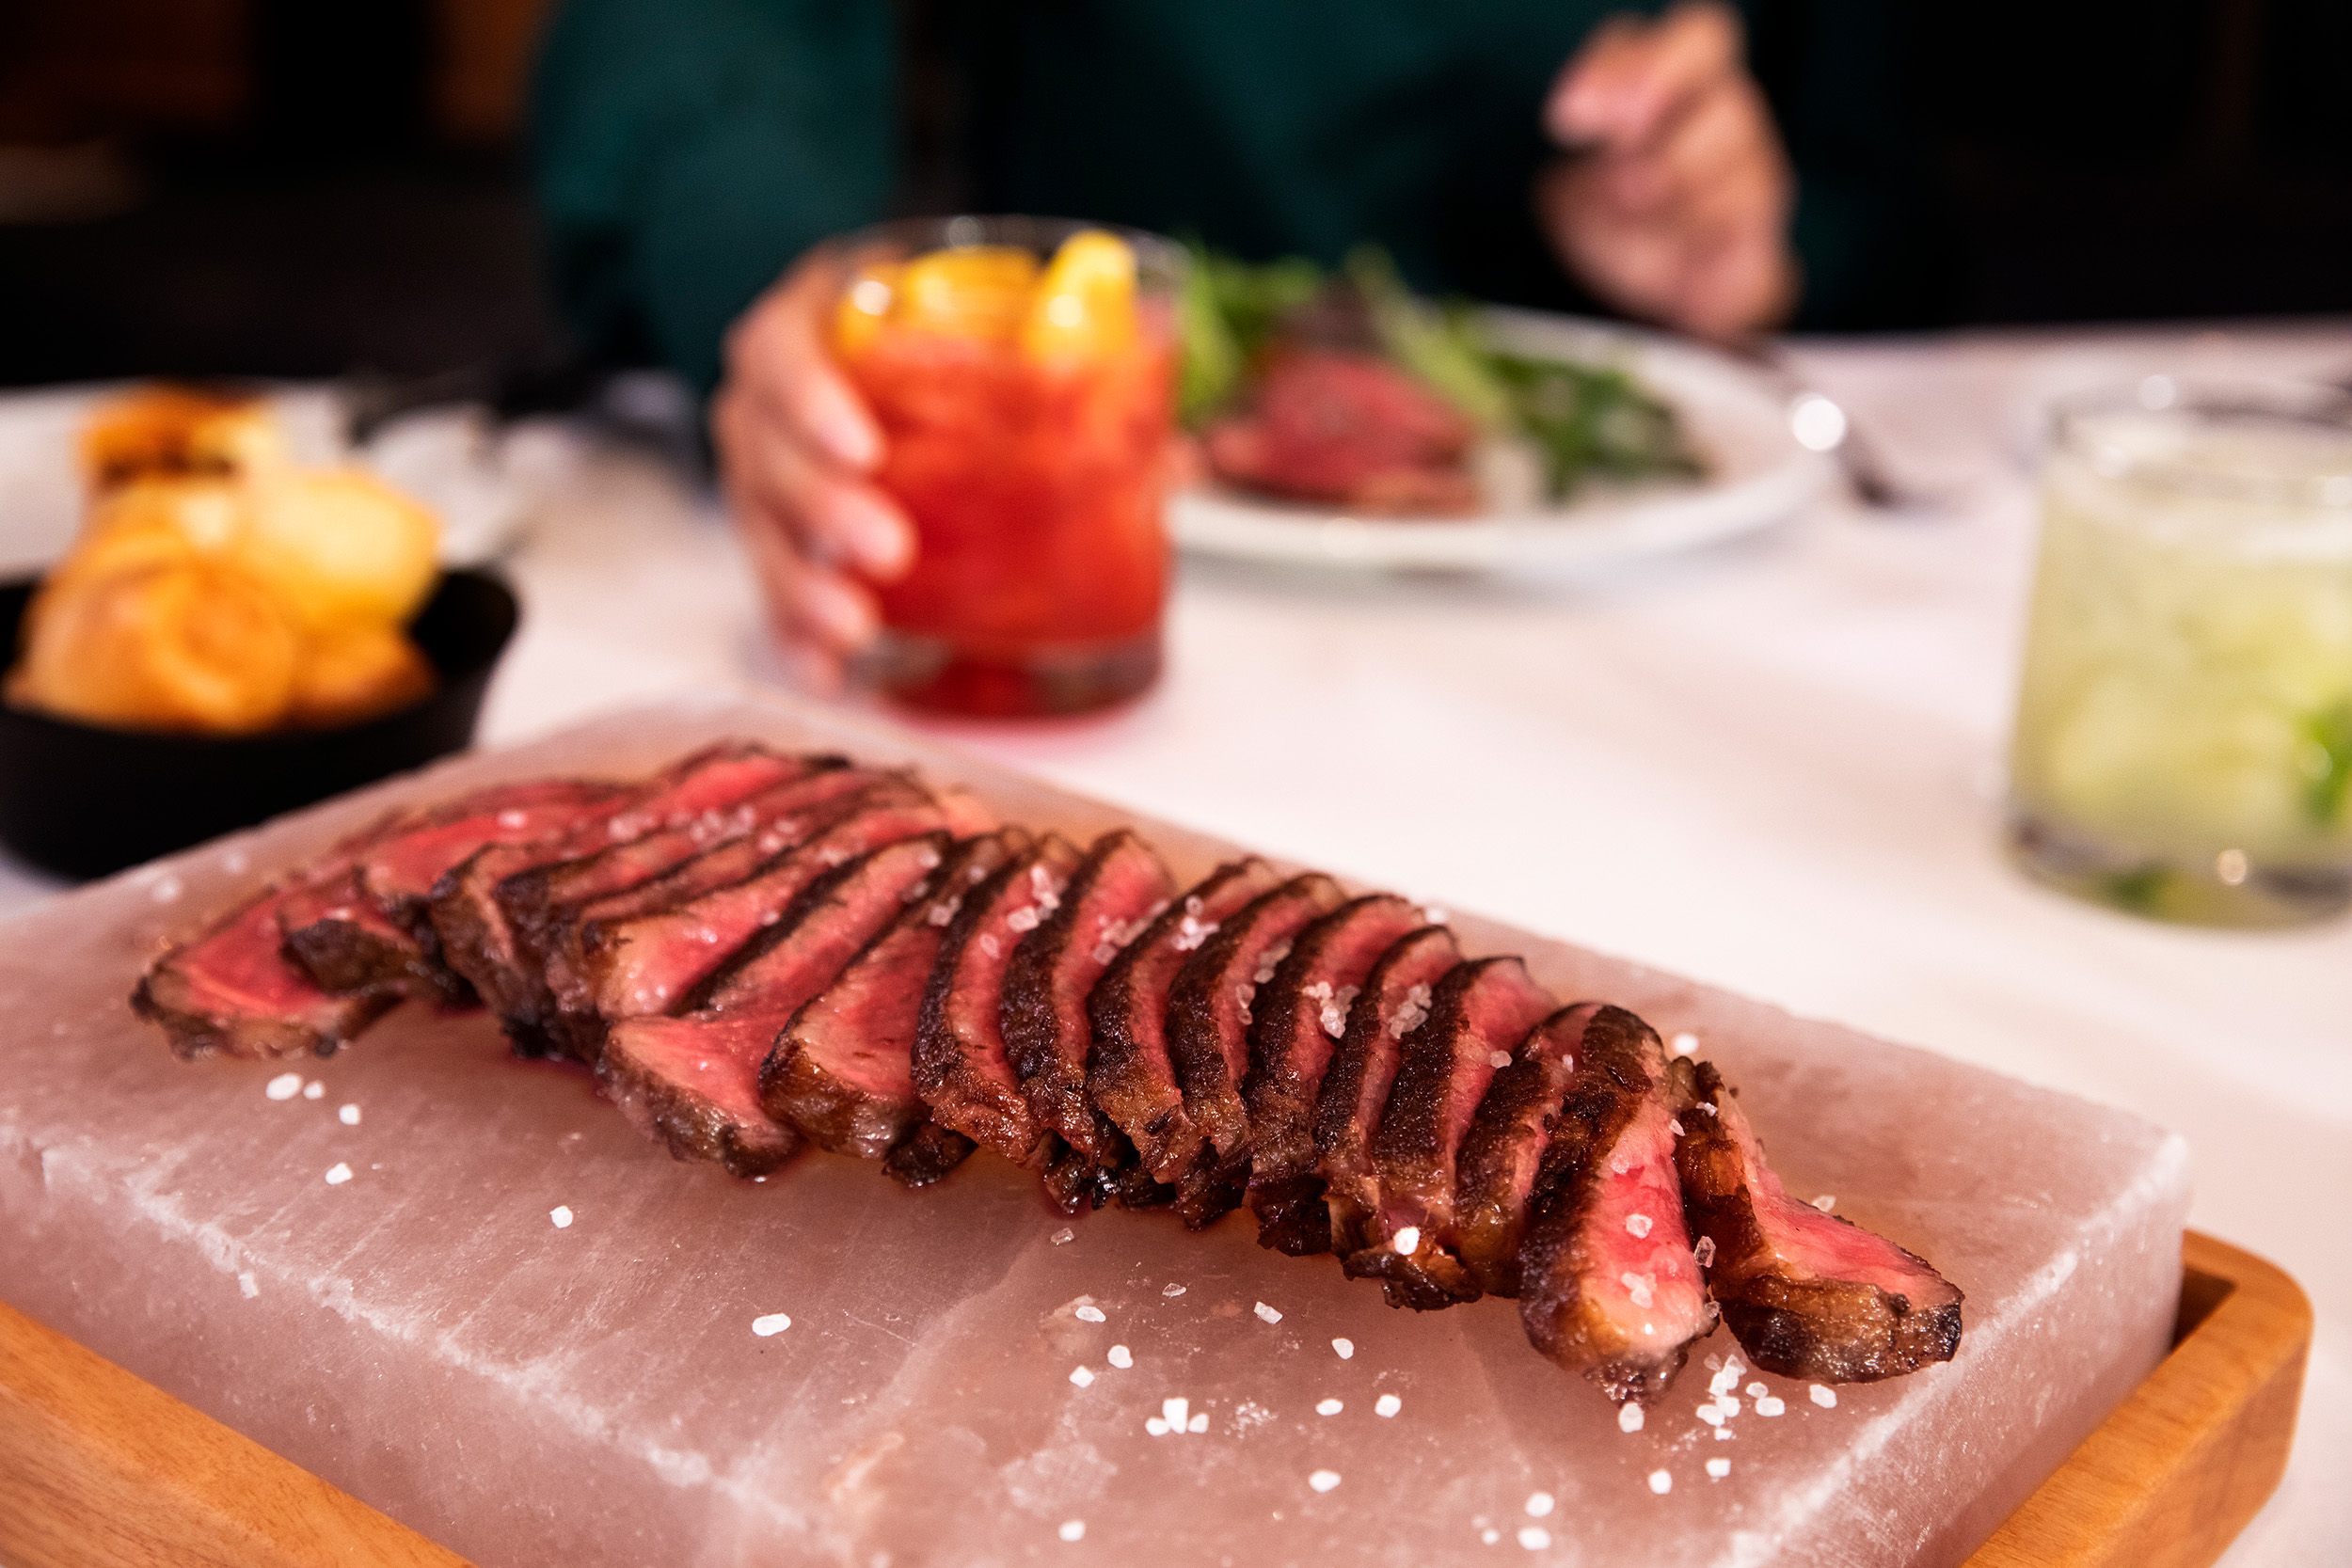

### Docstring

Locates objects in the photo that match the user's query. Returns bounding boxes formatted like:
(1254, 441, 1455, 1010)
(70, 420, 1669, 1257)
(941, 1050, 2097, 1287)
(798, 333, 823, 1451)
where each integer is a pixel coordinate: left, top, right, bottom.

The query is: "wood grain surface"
(0, 1232, 2310, 1568)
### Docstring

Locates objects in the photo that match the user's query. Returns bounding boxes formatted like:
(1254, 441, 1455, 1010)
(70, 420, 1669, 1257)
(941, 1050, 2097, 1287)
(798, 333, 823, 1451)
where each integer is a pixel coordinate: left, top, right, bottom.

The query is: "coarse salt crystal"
(979, 933, 1001, 959)
(1648, 1469, 1674, 1495)
(1057, 1520, 1086, 1543)
(150, 876, 182, 905)
(1812, 1194, 1836, 1212)
(1391, 1226, 1421, 1255)
(1162, 1397, 1189, 1429)
(1669, 1118, 1685, 1136)
(1422, 906, 1448, 925)
(1518, 1526, 1551, 1550)
(1707, 1458, 1731, 1479)
(1145, 1418, 1169, 1436)
(1487, 1050, 1512, 1069)
(1620, 1271, 1655, 1308)
(1618, 1402, 1645, 1433)
(1074, 1304, 1106, 1323)
(1697, 1405, 1725, 1428)
(338, 1103, 360, 1125)
(1670, 1033, 1699, 1057)
(1375, 1394, 1401, 1418)
(1524, 1492, 1554, 1518)
(1714, 1427, 1736, 1441)
(1608, 1152, 1631, 1175)
(549, 1206, 573, 1228)
(1106, 1344, 1133, 1369)
(1332, 1338, 1355, 1359)
(237, 1271, 258, 1298)
(1710, 1361, 1742, 1396)
(1693, 1236, 1717, 1267)
(303, 1081, 324, 1099)
(1308, 1470, 1342, 1494)
(1050, 1227, 1074, 1245)
(1316, 1398, 1343, 1416)
(1163, 1282, 1186, 1297)
(1810, 1384, 1838, 1408)
(1716, 1396, 1740, 1418)
(324, 1163, 353, 1185)
(1254, 1301, 1282, 1323)
(928, 902, 958, 927)
(1008, 906, 1040, 933)
(265, 1073, 303, 1101)
(1069, 1367, 1095, 1387)
(1625, 1213, 1653, 1239)
(1747, 1382, 1769, 1398)
(752, 1313, 791, 1336)
(1756, 1396, 1787, 1417)
(1482, 1528, 1502, 1544)
(1187, 1413, 1207, 1433)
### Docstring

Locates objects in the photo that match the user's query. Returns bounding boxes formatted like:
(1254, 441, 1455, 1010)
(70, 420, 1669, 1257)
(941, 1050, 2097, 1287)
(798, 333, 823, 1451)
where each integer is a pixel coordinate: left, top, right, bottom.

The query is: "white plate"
(1169, 309, 1833, 575)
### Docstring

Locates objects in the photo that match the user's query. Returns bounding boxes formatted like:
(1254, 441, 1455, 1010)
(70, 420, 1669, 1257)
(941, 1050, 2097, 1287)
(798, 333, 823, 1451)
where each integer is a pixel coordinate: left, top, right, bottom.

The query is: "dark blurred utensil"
(1724, 339, 1942, 513)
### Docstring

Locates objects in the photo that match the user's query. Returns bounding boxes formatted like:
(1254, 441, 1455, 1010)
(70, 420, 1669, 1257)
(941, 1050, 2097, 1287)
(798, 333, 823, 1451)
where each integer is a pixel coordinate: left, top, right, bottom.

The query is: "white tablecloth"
(3, 322, 2344, 1564)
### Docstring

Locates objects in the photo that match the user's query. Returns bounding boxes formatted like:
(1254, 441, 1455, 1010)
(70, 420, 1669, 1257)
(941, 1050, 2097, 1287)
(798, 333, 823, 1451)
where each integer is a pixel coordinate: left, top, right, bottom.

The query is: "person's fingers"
(723, 250, 885, 473)
(724, 474, 878, 667)
(1548, 1, 1743, 152)
(713, 378, 914, 579)
(1597, 75, 1773, 216)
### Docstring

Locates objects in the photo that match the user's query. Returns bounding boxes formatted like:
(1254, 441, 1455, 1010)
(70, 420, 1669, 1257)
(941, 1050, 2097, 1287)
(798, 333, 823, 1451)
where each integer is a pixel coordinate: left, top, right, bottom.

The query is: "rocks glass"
(2008, 378, 2352, 926)
(828, 216, 1181, 718)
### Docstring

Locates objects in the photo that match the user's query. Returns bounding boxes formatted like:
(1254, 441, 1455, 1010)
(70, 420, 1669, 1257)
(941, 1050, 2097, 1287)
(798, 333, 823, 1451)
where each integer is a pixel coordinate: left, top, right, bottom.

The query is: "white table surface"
(3, 322, 2344, 1565)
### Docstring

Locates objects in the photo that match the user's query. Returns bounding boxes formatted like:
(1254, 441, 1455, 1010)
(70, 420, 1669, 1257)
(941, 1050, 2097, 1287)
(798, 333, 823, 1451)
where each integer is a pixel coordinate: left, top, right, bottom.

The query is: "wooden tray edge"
(1962, 1231, 2313, 1568)
(0, 1233, 2310, 1568)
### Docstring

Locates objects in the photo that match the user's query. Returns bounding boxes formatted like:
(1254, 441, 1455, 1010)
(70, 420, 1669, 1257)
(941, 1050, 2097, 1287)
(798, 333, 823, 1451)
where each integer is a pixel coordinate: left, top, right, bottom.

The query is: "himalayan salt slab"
(0, 694, 2187, 1568)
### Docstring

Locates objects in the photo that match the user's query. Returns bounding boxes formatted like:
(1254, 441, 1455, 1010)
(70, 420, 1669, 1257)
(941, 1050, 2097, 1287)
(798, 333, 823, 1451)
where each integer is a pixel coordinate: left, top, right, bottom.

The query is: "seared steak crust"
(1002, 830, 1173, 1159)
(1454, 1003, 1601, 1297)
(1344, 957, 1555, 1309)
(598, 832, 953, 1179)
(1240, 895, 1425, 1256)
(1677, 1060, 1963, 1383)
(1518, 1010, 1709, 1403)
(1087, 859, 1281, 1184)
(1163, 873, 1346, 1227)
(763, 832, 1023, 1158)
(278, 870, 453, 1001)
(913, 833, 1079, 1164)
(1314, 926, 1460, 1257)
(882, 1122, 979, 1188)
(135, 882, 400, 1060)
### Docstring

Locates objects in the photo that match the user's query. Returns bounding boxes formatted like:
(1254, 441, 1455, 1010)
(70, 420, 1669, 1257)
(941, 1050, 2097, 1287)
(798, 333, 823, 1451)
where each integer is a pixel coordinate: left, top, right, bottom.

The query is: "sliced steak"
(428, 741, 814, 1050)
(1677, 1060, 1963, 1383)
(1314, 925, 1460, 1256)
(1454, 1003, 1607, 1297)
(1242, 895, 1428, 1256)
(1344, 957, 1556, 1309)
(1086, 858, 1281, 1184)
(1163, 873, 1346, 1227)
(135, 881, 404, 1060)
(914, 833, 1083, 1165)
(763, 832, 1025, 1159)
(1002, 829, 1174, 1208)
(882, 1122, 979, 1189)
(599, 832, 951, 1179)
(593, 779, 956, 1031)
(1518, 1011, 1710, 1404)
(279, 779, 624, 1003)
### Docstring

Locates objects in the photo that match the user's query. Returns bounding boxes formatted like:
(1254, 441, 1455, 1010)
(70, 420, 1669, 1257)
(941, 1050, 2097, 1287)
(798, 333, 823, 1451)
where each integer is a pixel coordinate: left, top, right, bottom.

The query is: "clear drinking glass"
(2007, 378, 2352, 927)
(827, 215, 1183, 718)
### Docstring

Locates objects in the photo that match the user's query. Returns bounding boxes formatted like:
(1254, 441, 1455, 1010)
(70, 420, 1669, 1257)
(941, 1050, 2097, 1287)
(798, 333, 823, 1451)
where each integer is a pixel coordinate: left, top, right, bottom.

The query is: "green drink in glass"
(2008, 379, 2352, 927)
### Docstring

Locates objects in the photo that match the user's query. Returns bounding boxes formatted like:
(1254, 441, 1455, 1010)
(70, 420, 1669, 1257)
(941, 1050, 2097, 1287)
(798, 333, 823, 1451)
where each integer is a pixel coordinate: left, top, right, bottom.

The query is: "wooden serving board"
(0, 1232, 2308, 1568)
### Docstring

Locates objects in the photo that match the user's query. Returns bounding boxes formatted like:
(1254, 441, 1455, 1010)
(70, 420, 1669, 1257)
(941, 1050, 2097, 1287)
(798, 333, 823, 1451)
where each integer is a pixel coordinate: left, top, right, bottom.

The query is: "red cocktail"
(833, 218, 1179, 716)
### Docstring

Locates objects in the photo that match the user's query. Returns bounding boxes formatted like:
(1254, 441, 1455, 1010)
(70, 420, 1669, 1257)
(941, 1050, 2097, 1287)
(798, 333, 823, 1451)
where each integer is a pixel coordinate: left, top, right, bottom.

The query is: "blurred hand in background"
(1540, 2, 1797, 341)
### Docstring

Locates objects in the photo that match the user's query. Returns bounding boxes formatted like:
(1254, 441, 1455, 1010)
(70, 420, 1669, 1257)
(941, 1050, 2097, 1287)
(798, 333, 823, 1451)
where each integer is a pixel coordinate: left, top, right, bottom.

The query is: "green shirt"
(532, 0, 1925, 391)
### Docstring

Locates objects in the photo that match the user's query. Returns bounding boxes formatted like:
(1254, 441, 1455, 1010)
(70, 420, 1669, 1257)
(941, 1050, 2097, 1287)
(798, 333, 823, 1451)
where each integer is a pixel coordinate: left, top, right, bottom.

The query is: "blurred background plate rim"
(1168, 309, 1835, 576)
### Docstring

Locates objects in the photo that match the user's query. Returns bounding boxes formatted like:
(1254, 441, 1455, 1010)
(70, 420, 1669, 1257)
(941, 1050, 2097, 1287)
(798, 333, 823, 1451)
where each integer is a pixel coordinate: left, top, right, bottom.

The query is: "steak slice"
(279, 779, 624, 1003)
(881, 1122, 979, 1189)
(1677, 1060, 1963, 1383)
(1163, 873, 1346, 1227)
(1314, 925, 1460, 1256)
(597, 779, 957, 1028)
(599, 832, 952, 1178)
(1086, 858, 1281, 1184)
(1454, 1003, 1609, 1297)
(135, 881, 402, 1060)
(428, 741, 814, 1050)
(913, 833, 1082, 1165)
(1343, 956, 1556, 1309)
(1518, 1011, 1709, 1403)
(1002, 829, 1174, 1210)
(763, 832, 1025, 1159)
(1241, 894, 1427, 1256)
(534, 768, 892, 1057)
